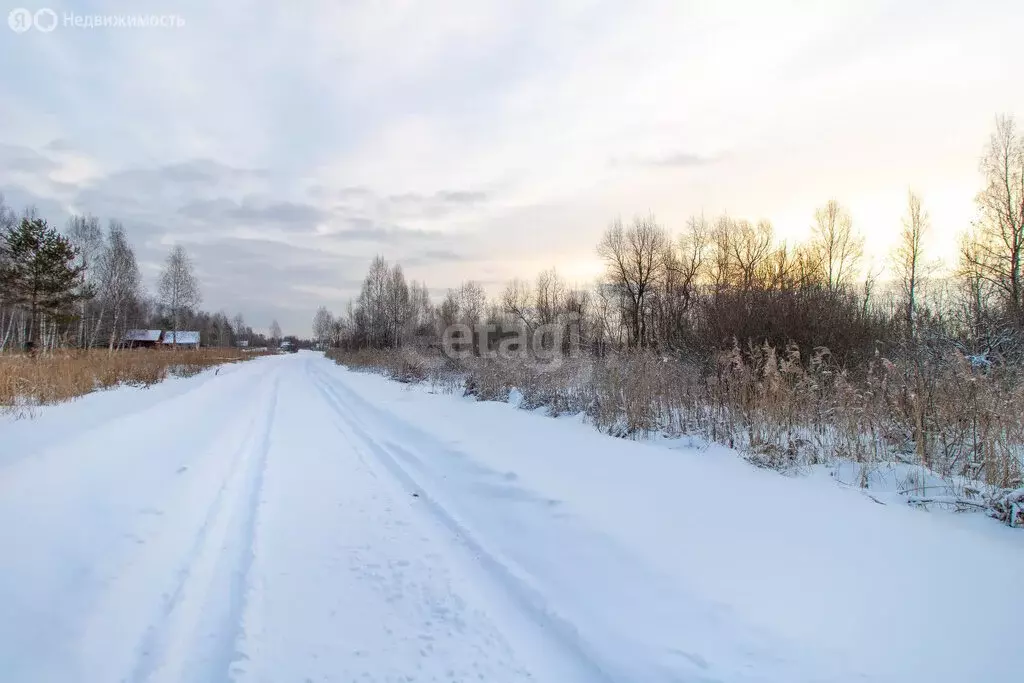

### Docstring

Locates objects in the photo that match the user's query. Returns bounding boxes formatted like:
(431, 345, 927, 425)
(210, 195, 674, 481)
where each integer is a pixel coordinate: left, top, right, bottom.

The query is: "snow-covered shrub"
(322, 343, 1024, 519)
(989, 487, 1024, 527)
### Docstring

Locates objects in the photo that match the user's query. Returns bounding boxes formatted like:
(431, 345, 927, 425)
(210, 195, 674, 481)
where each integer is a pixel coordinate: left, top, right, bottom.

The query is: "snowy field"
(0, 351, 1020, 682)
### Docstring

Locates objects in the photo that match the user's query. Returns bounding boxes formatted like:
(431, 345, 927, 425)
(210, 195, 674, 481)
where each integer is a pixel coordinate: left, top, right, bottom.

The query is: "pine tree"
(0, 217, 87, 347)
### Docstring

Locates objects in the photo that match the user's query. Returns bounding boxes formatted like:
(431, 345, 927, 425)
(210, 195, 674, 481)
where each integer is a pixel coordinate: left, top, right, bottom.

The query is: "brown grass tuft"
(0, 348, 264, 410)
(326, 345, 1024, 499)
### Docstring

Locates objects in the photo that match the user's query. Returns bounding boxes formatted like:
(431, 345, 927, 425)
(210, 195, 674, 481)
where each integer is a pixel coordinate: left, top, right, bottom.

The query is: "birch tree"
(960, 115, 1024, 330)
(0, 196, 16, 350)
(158, 245, 201, 347)
(312, 306, 333, 346)
(96, 221, 141, 351)
(66, 214, 102, 347)
(233, 312, 247, 345)
(384, 263, 410, 347)
(811, 200, 863, 293)
(892, 191, 931, 338)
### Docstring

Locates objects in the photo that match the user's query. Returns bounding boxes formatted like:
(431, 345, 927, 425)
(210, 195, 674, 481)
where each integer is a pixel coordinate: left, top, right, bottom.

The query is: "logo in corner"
(8, 7, 33, 32)
(34, 7, 57, 32)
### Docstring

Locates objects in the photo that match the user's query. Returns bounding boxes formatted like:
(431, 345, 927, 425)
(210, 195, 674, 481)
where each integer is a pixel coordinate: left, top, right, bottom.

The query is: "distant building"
(238, 340, 249, 348)
(161, 331, 201, 349)
(122, 329, 163, 349)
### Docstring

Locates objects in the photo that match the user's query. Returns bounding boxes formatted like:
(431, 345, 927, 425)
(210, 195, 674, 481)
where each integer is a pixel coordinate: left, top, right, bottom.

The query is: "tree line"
(0, 203, 280, 351)
(319, 115, 1024, 367)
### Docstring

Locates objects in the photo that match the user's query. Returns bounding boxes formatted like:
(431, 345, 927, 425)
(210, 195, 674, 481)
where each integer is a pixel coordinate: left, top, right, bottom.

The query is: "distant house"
(122, 329, 163, 349)
(161, 331, 201, 349)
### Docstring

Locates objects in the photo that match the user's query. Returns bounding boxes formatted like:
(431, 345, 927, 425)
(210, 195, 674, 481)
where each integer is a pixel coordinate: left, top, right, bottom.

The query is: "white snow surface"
(0, 351, 1020, 682)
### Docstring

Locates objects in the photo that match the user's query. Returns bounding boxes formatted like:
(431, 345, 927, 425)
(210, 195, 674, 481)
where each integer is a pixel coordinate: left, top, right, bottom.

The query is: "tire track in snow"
(308, 365, 618, 683)
(233, 359, 548, 681)
(128, 371, 279, 683)
(310, 364, 821, 683)
(217, 376, 278, 683)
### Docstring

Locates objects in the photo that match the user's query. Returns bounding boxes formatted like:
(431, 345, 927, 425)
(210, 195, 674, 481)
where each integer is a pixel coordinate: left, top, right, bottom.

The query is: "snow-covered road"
(1, 352, 1021, 682)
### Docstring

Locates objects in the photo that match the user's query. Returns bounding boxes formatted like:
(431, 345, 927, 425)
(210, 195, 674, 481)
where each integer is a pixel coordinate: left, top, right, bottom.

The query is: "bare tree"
(312, 306, 333, 347)
(269, 319, 282, 343)
(95, 221, 141, 351)
(888, 193, 937, 470)
(675, 215, 708, 301)
(960, 115, 1024, 329)
(501, 277, 535, 333)
(232, 312, 247, 345)
(0, 195, 14, 231)
(656, 214, 708, 345)
(861, 258, 883, 317)
(158, 245, 201, 348)
(358, 255, 390, 346)
(458, 281, 487, 326)
(210, 310, 232, 347)
(329, 318, 345, 347)
(731, 219, 775, 291)
(892, 191, 932, 338)
(384, 263, 411, 346)
(407, 280, 433, 336)
(66, 214, 103, 347)
(535, 268, 566, 326)
(811, 200, 863, 293)
(708, 215, 735, 290)
(597, 215, 667, 347)
(0, 196, 17, 350)
(438, 290, 460, 329)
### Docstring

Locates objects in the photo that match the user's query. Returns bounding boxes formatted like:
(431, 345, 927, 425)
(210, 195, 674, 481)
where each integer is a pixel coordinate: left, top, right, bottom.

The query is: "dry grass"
(327, 344, 1024, 519)
(0, 348, 263, 409)
(328, 347, 465, 393)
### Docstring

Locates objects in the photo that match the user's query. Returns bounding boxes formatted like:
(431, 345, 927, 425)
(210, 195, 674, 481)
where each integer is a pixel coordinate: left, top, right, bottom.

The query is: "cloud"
(650, 152, 721, 167)
(436, 190, 487, 203)
(101, 160, 269, 193)
(386, 190, 489, 205)
(326, 223, 448, 243)
(403, 248, 472, 267)
(378, 189, 491, 219)
(0, 184, 69, 222)
(43, 139, 76, 153)
(307, 185, 373, 202)
(0, 144, 59, 174)
(2, 0, 1022, 334)
(179, 197, 326, 229)
(158, 163, 218, 184)
(612, 151, 723, 168)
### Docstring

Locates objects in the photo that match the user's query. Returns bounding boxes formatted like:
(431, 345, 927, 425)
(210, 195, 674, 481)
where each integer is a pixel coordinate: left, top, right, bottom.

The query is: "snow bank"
(325, 361, 1023, 683)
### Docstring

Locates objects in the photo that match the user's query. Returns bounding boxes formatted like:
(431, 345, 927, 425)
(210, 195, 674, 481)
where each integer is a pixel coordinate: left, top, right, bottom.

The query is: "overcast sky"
(2, 0, 1023, 336)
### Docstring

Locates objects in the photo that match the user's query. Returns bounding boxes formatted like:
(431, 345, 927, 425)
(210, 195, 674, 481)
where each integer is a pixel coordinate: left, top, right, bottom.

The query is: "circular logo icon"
(34, 8, 57, 32)
(8, 8, 33, 32)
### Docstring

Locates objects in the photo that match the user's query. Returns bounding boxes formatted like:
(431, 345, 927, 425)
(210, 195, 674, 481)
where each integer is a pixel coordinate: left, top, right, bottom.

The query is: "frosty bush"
(326, 343, 1023, 501)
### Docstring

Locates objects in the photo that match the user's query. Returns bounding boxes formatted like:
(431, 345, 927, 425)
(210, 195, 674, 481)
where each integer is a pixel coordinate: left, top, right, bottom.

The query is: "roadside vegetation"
(0, 348, 262, 411)
(0, 194, 281, 413)
(322, 115, 1024, 527)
